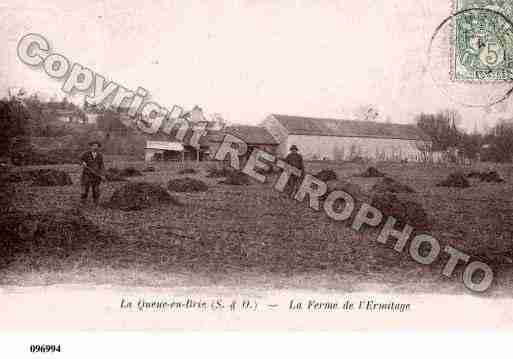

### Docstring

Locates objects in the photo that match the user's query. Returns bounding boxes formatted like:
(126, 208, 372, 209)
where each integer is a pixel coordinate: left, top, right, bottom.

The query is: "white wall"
(145, 149, 162, 162)
(85, 113, 98, 124)
(261, 115, 290, 156)
(283, 134, 427, 161)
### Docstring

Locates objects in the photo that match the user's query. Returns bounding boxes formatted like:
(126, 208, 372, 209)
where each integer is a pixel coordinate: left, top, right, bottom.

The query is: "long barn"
(262, 114, 430, 162)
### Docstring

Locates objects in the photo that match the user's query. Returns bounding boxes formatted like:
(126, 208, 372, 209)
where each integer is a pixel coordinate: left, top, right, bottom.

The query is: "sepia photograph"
(1, 0, 513, 343)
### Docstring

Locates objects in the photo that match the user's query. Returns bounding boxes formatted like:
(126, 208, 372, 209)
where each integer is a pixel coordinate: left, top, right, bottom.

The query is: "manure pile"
(168, 177, 208, 192)
(437, 172, 470, 188)
(106, 182, 181, 211)
(0, 208, 117, 268)
(357, 166, 386, 178)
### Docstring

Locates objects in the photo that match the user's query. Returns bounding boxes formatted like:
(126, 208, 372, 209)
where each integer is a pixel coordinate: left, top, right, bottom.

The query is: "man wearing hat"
(80, 141, 105, 205)
(284, 144, 304, 195)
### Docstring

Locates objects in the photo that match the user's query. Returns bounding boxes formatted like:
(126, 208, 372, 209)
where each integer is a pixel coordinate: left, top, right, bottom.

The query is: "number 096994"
(29, 345, 61, 353)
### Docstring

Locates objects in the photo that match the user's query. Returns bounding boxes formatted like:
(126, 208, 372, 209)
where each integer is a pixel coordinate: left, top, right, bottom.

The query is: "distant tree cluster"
(481, 120, 513, 162)
(96, 110, 130, 134)
(415, 110, 462, 152)
(0, 99, 31, 155)
(415, 109, 513, 163)
(354, 105, 380, 122)
(458, 132, 482, 161)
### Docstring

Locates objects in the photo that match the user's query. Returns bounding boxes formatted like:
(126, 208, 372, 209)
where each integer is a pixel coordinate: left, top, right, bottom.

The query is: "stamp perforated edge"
(449, 0, 513, 83)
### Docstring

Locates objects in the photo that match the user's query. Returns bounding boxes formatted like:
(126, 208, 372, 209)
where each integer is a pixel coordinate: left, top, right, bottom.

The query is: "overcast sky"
(2, 0, 512, 132)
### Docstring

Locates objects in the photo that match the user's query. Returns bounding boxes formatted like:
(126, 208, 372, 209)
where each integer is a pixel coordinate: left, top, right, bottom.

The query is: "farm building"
(144, 129, 228, 162)
(53, 109, 84, 123)
(145, 140, 185, 162)
(85, 112, 99, 124)
(145, 125, 279, 162)
(145, 137, 214, 162)
(206, 125, 279, 160)
(261, 114, 431, 161)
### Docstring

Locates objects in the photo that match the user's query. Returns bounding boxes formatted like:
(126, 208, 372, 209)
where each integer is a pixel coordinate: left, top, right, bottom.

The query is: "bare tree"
(415, 109, 462, 152)
(354, 105, 379, 122)
(481, 119, 513, 162)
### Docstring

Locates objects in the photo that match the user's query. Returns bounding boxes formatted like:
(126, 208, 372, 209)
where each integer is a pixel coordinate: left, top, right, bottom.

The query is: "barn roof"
(270, 114, 429, 141)
(211, 125, 278, 145)
(202, 130, 224, 144)
(146, 140, 184, 151)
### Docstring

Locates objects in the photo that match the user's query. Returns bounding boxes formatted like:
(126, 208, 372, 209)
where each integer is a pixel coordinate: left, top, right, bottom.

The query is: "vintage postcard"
(452, 0, 513, 81)
(2, 0, 513, 343)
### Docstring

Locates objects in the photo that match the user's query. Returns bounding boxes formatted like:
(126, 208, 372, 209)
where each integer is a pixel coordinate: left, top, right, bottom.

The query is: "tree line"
(415, 110, 513, 163)
(2, 94, 513, 164)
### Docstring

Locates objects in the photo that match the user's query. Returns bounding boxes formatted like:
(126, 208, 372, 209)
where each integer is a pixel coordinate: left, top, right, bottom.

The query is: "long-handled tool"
(82, 163, 106, 181)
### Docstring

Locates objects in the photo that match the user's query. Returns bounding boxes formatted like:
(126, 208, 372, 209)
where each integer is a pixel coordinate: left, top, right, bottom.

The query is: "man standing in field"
(80, 141, 105, 205)
(284, 144, 304, 195)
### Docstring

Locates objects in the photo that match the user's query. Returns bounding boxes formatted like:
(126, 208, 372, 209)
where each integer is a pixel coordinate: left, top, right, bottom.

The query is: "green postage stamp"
(453, 0, 513, 81)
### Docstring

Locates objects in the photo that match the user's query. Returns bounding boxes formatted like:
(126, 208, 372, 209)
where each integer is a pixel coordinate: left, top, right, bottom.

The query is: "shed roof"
(202, 130, 224, 144)
(146, 140, 184, 151)
(54, 109, 80, 116)
(210, 125, 278, 145)
(270, 114, 429, 141)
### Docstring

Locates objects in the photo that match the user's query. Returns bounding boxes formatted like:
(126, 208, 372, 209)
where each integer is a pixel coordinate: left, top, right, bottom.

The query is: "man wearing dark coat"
(80, 141, 105, 204)
(284, 145, 304, 195)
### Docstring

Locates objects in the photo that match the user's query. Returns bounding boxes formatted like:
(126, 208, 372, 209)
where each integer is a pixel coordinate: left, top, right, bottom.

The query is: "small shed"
(207, 125, 279, 158)
(145, 140, 184, 162)
(54, 109, 83, 123)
